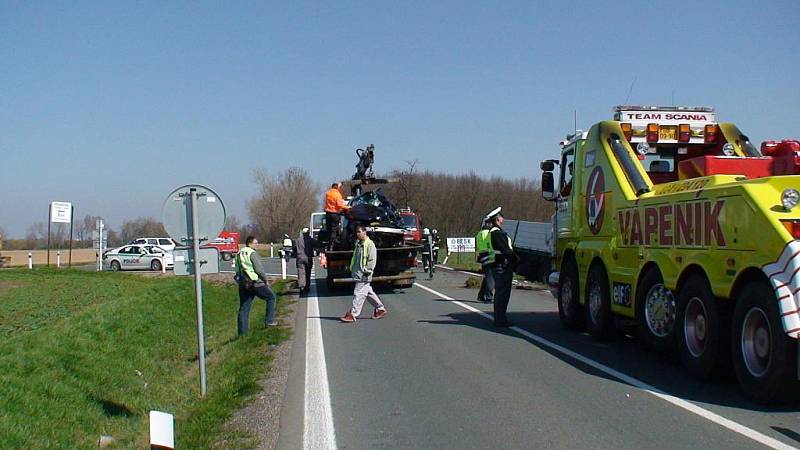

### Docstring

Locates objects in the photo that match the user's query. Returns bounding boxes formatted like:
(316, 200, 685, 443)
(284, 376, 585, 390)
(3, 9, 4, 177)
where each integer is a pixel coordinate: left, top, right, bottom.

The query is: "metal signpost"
(48, 201, 73, 267)
(93, 219, 107, 271)
(162, 185, 225, 397)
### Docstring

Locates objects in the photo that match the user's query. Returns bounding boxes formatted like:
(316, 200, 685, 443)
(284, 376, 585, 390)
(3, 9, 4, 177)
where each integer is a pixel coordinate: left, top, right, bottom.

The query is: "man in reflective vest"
(487, 207, 518, 327)
(324, 182, 351, 242)
(235, 236, 278, 335)
(341, 224, 387, 322)
(475, 218, 495, 303)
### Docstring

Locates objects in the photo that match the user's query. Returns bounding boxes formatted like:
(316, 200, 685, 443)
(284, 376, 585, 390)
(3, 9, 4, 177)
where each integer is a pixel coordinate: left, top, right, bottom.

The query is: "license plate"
(659, 125, 677, 141)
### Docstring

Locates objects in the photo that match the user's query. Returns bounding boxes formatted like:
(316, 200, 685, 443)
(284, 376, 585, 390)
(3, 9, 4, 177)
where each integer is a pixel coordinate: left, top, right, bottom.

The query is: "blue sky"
(1, 0, 798, 237)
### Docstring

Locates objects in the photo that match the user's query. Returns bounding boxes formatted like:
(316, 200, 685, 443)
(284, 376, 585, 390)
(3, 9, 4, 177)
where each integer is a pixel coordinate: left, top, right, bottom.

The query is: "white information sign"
(446, 237, 475, 253)
(50, 202, 73, 223)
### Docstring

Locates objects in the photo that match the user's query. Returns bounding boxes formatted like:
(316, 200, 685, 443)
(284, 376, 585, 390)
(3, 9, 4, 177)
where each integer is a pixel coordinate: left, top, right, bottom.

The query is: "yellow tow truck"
(541, 105, 800, 403)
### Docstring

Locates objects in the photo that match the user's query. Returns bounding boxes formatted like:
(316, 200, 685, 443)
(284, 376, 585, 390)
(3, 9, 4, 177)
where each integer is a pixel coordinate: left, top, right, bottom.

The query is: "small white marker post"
(28, 252, 33, 269)
(281, 251, 287, 280)
(270, 245, 274, 258)
(56, 251, 61, 268)
(161, 258, 166, 274)
(149, 410, 175, 450)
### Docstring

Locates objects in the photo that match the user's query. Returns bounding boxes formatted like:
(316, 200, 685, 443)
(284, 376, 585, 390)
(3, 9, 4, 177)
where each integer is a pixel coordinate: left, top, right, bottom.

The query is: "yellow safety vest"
(350, 237, 375, 273)
(236, 247, 259, 281)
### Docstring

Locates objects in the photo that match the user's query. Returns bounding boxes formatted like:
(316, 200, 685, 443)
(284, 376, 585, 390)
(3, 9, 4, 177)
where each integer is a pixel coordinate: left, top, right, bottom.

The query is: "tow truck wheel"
(558, 258, 584, 330)
(585, 263, 613, 340)
(110, 260, 121, 272)
(151, 259, 162, 272)
(637, 269, 677, 350)
(732, 280, 800, 404)
(677, 274, 726, 380)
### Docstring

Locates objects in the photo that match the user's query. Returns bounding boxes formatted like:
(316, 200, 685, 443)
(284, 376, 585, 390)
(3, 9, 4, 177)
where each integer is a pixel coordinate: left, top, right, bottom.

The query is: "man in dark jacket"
(295, 227, 320, 295)
(487, 207, 519, 327)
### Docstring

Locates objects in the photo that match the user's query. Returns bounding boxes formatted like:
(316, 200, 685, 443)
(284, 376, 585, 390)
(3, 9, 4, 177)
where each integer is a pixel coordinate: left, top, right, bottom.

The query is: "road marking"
(414, 281, 796, 450)
(436, 264, 482, 277)
(304, 269, 338, 449)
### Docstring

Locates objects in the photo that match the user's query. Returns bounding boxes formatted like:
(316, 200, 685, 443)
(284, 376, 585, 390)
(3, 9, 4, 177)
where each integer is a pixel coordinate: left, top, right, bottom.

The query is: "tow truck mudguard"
(763, 241, 800, 339)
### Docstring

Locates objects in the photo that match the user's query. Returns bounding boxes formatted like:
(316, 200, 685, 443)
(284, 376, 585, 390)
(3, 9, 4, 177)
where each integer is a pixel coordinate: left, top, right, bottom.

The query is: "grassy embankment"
(0, 268, 292, 449)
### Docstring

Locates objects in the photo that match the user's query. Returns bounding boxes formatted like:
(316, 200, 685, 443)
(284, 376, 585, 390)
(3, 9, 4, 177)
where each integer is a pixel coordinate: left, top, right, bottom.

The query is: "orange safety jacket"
(324, 188, 348, 213)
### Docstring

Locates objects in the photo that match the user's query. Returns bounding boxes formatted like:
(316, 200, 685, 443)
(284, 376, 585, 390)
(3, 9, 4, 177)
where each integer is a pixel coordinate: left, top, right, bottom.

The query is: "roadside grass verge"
(0, 268, 292, 449)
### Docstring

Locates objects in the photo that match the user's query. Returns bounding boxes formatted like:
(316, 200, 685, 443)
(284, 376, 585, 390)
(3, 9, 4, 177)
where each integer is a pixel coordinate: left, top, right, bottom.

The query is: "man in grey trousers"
(340, 224, 387, 322)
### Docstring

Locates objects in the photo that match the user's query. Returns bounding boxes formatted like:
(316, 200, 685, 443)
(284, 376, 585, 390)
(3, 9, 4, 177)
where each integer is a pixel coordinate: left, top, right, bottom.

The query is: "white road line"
(304, 270, 338, 449)
(436, 264, 482, 277)
(414, 282, 796, 450)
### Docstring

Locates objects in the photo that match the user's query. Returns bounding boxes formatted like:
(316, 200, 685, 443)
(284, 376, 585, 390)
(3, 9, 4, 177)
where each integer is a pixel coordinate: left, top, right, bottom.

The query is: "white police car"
(103, 244, 174, 272)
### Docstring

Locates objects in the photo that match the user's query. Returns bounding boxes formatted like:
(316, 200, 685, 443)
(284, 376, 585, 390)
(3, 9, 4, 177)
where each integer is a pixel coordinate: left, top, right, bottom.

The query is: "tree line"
(1, 165, 550, 250)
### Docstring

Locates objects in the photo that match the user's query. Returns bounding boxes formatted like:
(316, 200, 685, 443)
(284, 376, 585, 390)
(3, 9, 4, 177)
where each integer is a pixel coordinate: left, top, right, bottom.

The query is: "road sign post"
(162, 185, 226, 397)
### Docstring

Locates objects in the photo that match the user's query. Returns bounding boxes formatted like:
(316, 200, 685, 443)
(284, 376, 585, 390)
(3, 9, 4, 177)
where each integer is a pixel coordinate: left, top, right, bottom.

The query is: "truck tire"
(585, 262, 614, 340)
(558, 258, 584, 330)
(636, 268, 677, 350)
(732, 280, 800, 404)
(221, 252, 232, 261)
(676, 274, 727, 380)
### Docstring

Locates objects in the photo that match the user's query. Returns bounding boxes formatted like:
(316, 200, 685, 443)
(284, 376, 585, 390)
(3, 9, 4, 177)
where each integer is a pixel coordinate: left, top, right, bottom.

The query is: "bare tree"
(248, 167, 320, 242)
(224, 214, 244, 236)
(119, 217, 168, 243)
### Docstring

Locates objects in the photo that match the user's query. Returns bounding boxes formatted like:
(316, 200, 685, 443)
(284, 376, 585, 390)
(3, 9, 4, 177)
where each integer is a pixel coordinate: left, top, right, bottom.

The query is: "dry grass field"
(2, 249, 97, 266)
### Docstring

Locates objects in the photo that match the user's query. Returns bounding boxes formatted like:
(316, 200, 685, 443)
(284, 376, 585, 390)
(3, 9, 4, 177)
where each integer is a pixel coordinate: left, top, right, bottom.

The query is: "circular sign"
(586, 166, 605, 235)
(162, 185, 226, 245)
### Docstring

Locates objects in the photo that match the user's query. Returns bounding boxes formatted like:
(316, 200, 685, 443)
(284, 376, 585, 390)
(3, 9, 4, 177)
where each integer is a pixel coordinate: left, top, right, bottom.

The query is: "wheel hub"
(561, 279, 572, 312)
(645, 284, 676, 338)
(589, 284, 602, 323)
(684, 297, 708, 358)
(741, 307, 772, 377)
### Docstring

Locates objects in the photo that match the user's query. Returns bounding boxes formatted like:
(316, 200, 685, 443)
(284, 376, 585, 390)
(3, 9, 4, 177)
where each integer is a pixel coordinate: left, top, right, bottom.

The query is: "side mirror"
(542, 171, 556, 201)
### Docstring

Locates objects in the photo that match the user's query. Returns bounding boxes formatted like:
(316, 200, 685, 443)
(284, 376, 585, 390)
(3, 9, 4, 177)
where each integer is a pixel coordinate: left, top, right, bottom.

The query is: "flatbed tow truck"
(321, 145, 422, 289)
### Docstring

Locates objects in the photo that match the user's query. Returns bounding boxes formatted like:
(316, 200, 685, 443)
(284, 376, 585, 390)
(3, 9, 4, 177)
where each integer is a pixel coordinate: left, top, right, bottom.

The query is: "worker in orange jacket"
(324, 182, 350, 240)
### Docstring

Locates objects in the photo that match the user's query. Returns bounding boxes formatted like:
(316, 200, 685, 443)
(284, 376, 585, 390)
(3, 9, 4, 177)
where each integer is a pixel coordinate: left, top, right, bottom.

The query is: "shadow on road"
(417, 306, 800, 414)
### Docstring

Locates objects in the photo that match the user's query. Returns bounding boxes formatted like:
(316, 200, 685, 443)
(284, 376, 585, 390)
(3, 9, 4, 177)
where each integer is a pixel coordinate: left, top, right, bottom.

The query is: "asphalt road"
(275, 264, 800, 450)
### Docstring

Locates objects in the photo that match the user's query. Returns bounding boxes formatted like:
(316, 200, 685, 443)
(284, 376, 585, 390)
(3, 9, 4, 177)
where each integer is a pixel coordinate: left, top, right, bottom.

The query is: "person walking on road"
(475, 218, 495, 303)
(324, 182, 350, 241)
(295, 227, 320, 295)
(341, 224, 387, 323)
(235, 236, 278, 335)
(486, 207, 518, 327)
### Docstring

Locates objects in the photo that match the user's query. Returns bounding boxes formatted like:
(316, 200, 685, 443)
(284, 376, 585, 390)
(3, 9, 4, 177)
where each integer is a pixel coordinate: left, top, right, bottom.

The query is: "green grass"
(0, 268, 293, 449)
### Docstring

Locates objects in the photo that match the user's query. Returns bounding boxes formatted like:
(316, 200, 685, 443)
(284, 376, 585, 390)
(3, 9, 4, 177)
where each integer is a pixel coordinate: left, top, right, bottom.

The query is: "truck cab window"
(559, 150, 576, 196)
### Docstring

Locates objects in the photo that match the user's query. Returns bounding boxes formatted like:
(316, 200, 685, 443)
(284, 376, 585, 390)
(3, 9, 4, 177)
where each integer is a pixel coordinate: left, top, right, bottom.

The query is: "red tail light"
(678, 124, 690, 143)
(781, 220, 800, 239)
(621, 123, 633, 141)
(646, 123, 659, 143)
(705, 124, 718, 143)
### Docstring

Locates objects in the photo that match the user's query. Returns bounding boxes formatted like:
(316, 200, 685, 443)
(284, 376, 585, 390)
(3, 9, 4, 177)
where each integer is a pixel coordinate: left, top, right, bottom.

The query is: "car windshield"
(401, 215, 417, 229)
(312, 214, 325, 229)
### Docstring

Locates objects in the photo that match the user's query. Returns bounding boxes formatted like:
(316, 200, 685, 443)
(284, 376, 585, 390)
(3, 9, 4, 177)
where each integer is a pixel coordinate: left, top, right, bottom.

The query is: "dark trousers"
(477, 264, 495, 302)
(297, 260, 313, 293)
(238, 283, 277, 335)
(325, 212, 341, 235)
(492, 264, 513, 324)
